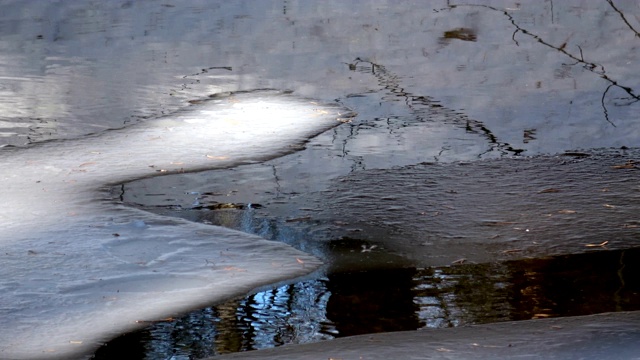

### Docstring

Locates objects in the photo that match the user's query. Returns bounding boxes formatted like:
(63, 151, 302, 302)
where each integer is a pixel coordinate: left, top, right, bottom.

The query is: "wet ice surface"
(1, 0, 640, 359)
(0, 91, 352, 359)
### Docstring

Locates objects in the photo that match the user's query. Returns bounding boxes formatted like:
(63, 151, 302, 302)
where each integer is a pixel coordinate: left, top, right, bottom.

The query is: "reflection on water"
(95, 246, 640, 359)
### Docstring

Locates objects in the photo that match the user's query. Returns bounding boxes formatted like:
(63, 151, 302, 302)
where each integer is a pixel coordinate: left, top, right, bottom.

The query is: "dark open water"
(94, 245, 640, 359)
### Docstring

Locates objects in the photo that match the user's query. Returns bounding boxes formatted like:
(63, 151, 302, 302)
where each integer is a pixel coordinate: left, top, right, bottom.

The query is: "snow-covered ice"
(0, 90, 354, 359)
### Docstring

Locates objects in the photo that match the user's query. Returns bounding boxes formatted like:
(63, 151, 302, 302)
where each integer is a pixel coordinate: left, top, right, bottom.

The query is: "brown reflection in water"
(414, 262, 513, 327)
(420, 247, 640, 326)
(325, 268, 421, 336)
(215, 300, 247, 354)
(504, 248, 639, 320)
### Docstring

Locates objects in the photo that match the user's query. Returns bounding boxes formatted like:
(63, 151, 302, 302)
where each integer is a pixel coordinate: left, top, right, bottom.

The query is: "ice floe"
(0, 90, 354, 359)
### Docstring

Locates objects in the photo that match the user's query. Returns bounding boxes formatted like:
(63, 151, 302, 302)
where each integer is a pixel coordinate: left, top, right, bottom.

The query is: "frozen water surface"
(1, 0, 640, 359)
(0, 91, 354, 359)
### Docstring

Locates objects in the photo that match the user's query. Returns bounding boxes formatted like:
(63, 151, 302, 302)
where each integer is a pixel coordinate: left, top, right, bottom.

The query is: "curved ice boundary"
(0, 90, 355, 359)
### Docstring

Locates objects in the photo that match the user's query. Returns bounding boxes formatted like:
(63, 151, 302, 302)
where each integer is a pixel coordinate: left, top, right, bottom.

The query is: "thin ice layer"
(0, 90, 354, 359)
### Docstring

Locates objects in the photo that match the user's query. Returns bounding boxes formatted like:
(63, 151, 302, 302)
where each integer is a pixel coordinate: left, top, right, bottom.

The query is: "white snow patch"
(0, 90, 353, 359)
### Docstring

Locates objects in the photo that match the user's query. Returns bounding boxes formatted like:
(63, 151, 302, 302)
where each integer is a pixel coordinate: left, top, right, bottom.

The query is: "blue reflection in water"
(243, 280, 332, 347)
(142, 279, 334, 359)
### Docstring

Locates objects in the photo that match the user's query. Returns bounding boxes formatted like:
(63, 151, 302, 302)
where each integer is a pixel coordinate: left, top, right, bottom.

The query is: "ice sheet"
(0, 90, 354, 359)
